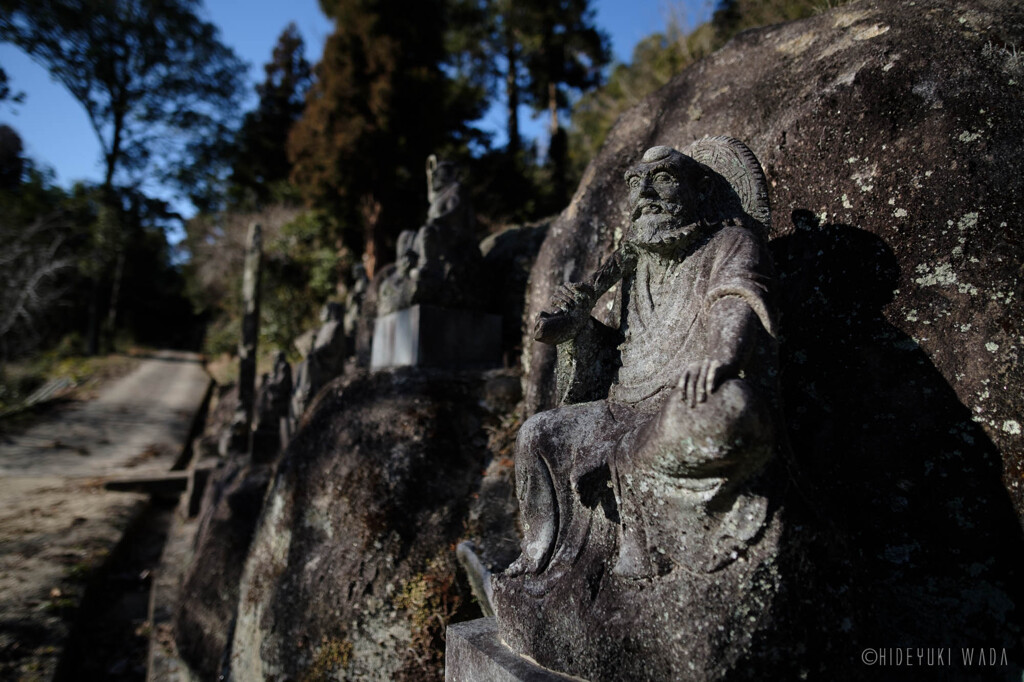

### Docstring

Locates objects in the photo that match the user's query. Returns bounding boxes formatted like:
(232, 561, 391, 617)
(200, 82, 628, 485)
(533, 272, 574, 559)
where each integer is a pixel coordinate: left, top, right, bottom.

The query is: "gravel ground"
(0, 352, 209, 681)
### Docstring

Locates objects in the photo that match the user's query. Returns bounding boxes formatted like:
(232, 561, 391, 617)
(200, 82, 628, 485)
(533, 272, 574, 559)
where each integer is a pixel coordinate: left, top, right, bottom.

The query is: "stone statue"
(290, 302, 346, 425)
(252, 351, 292, 461)
(376, 156, 484, 316)
(343, 263, 369, 343)
(425, 154, 471, 230)
(490, 139, 798, 680)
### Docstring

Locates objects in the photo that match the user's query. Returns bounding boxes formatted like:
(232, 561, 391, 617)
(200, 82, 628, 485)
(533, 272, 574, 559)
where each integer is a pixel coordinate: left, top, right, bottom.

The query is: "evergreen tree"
(519, 0, 609, 141)
(1, 0, 247, 351)
(518, 0, 609, 205)
(288, 0, 487, 274)
(229, 23, 312, 207)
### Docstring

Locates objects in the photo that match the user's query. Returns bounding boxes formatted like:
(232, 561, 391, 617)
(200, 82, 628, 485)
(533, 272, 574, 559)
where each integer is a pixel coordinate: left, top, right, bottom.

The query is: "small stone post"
(239, 222, 262, 430)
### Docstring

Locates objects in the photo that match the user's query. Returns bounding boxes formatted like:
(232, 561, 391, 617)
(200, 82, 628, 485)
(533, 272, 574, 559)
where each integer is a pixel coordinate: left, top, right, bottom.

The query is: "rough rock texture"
(480, 219, 552, 364)
(174, 457, 272, 678)
(229, 369, 505, 681)
(172, 380, 276, 679)
(459, 370, 525, 576)
(517, 0, 1024, 676)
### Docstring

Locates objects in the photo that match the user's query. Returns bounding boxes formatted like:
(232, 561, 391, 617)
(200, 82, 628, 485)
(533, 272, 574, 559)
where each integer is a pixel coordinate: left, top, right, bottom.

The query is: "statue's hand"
(534, 282, 595, 344)
(678, 358, 737, 408)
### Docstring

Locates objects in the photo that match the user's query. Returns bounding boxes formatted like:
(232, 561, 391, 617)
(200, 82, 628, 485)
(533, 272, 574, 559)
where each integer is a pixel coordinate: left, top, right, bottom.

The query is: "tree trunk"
(86, 279, 100, 356)
(93, 112, 124, 355)
(103, 246, 125, 352)
(548, 81, 559, 138)
(505, 36, 520, 155)
(360, 195, 382, 279)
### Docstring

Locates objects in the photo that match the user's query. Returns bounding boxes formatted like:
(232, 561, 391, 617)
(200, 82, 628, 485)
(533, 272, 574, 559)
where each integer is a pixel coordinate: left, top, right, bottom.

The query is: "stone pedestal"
(371, 304, 501, 370)
(445, 618, 579, 682)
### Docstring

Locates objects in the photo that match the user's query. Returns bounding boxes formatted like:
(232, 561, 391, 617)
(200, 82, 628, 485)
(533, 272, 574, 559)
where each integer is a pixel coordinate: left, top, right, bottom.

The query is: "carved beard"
(629, 199, 704, 253)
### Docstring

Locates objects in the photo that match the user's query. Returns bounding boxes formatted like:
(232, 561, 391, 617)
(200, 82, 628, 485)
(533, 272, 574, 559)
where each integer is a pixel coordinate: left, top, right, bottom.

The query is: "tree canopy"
(288, 0, 489, 273)
(568, 0, 846, 175)
(228, 23, 312, 208)
(0, 0, 855, 366)
(0, 0, 247, 207)
(0, 65, 24, 108)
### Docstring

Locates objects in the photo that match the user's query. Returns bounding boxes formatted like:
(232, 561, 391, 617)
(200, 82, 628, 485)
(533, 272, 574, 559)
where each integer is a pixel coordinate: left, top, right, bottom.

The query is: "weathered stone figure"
(221, 221, 262, 456)
(375, 231, 420, 316)
(290, 302, 346, 425)
(343, 263, 369, 344)
(491, 138, 794, 680)
(425, 153, 472, 230)
(252, 351, 292, 461)
(376, 156, 483, 316)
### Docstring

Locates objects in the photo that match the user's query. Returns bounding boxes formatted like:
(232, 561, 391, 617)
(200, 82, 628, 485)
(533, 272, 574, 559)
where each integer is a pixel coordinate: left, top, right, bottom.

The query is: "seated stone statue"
(376, 155, 484, 316)
(375, 231, 420, 315)
(491, 139, 797, 680)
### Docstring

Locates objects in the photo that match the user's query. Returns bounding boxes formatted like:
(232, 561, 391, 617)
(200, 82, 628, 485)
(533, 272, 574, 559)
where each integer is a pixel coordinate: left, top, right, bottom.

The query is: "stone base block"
(445, 618, 580, 682)
(371, 305, 501, 370)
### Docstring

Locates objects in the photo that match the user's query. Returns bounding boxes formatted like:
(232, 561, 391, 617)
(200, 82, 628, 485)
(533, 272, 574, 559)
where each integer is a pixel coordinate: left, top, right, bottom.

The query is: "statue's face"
(398, 249, 418, 276)
(625, 148, 702, 250)
(432, 162, 456, 189)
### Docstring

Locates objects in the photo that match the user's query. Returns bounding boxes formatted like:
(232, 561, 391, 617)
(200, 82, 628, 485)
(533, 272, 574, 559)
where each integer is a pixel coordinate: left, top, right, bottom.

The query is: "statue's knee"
(694, 378, 772, 447)
(642, 379, 773, 478)
(515, 411, 554, 454)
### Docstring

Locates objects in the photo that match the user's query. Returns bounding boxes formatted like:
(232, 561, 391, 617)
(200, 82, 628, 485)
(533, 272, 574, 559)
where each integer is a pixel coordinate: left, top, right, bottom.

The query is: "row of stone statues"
(238, 139, 790, 679)
(245, 154, 487, 457)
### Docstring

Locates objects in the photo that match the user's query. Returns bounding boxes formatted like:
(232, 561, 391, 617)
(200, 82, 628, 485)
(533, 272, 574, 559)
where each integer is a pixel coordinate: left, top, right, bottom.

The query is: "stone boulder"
(229, 369, 503, 680)
(519, 0, 1024, 673)
(480, 218, 552, 364)
(174, 458, 272, 678)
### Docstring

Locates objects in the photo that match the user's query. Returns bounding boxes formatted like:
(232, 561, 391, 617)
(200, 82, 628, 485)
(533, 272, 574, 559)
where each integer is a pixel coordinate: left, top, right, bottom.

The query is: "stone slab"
(371, 304, 501, 370)
(445, 618, 581, 682)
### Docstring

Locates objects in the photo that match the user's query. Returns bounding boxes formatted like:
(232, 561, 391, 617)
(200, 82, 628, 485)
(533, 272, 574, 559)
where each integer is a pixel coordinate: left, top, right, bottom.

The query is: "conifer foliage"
(229, 24, 313, 208)
(288, 0, 488, 274)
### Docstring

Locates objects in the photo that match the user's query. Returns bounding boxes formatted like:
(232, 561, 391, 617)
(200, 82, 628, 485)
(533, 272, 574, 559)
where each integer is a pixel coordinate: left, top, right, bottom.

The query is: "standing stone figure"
(376, 155, 484, 316)
(221, 222, 262, 456)
(252, 351, 292, 461)
(343, 263, 369, 345)
(491, 139, 800, 680)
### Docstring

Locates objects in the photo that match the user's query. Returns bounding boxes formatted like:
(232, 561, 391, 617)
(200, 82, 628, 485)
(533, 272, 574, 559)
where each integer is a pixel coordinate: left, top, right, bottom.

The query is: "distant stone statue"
(490, 138, 795, 680)
(252, 351, 292, 461)
(425, 154, 471, 230)
(343, 263, 369, 344)
(290, 302, 346, 425)
(376, 155, 484, 316)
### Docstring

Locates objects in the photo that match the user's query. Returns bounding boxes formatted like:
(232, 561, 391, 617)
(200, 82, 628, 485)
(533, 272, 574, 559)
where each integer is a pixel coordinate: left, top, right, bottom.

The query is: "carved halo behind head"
(684, 136, 772, 237)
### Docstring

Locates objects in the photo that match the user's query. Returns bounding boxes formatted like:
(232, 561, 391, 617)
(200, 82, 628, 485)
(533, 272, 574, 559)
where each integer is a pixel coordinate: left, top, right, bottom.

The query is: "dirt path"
(0, 351, 209, 681)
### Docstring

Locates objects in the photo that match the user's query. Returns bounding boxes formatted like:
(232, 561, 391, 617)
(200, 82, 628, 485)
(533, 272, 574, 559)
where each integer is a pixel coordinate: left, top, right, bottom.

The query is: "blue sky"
(0, 0, 714, 218)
